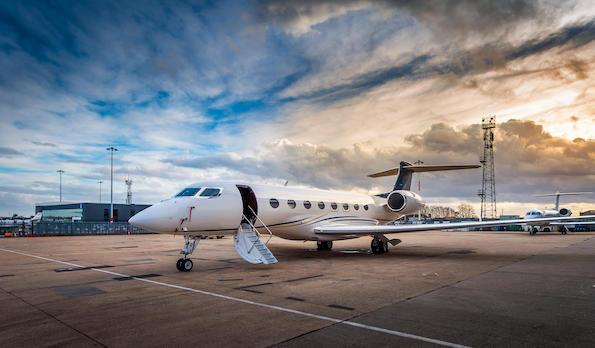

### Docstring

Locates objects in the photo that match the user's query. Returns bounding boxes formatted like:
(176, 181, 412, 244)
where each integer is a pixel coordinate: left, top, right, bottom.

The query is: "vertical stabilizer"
(394, 161, 414, 191)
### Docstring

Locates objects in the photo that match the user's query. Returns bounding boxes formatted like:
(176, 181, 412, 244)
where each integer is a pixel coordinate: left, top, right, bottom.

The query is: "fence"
(31, 222, 154, 236)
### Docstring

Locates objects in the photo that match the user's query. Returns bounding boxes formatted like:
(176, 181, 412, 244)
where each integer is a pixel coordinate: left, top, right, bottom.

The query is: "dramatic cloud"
(0, 1, 593, 215)
(258, 0, 549, 40)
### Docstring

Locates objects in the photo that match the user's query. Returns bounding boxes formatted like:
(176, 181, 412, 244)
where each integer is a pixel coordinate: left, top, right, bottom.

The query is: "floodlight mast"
(106, 147, 118, 222)
(56, 169, 65, 202)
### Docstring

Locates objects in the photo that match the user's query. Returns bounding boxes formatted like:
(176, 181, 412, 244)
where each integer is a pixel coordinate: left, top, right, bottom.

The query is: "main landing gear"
(371, 234, 401, 254)
(176, 235, 200, 272)
(317, 241, 333, 251)
(529, 227, 539, 236)
(560, 226, 569, 235)
(371, 236, 388, 254)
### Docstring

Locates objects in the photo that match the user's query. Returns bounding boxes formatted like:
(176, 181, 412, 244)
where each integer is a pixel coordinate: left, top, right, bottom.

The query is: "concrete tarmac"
(1, 231, 594, 347)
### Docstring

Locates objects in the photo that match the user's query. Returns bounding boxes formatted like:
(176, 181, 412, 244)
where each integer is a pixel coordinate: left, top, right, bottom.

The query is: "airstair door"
(236, 185, 258, 224)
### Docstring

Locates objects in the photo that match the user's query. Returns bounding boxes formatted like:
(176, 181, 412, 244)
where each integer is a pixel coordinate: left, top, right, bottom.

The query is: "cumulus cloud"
(168, 120, 595, 204)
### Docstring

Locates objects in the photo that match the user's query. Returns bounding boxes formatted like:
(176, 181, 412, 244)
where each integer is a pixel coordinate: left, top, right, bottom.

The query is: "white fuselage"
(129, 181, 418, 241)
(524, 208, 567, 225)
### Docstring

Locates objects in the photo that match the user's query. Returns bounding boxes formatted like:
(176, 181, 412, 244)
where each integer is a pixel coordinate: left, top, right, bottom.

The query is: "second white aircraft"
(129, 161, 591, 271)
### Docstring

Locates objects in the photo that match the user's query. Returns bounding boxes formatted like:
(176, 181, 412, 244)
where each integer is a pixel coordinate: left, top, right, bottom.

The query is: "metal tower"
(125, 177, 133, 205)
(479, 116, 497, 219)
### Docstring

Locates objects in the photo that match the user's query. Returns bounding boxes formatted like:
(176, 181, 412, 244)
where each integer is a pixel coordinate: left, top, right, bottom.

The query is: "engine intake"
(559, 208, 571, 216)
(386, 190, 424, 215)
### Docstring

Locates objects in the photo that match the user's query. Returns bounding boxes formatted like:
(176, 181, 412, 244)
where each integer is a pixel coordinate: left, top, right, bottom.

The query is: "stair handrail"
(241, 214, 263, 254)
(247, 206, 273, 245)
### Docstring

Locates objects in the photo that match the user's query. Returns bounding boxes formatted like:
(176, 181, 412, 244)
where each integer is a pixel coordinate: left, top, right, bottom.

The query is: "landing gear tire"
(371, 237, 388, 254)
(530, 227, 538, 236)
(317, 241, 333, 251)
(176, 259, 184, 271)
(181, 259, 193, 272)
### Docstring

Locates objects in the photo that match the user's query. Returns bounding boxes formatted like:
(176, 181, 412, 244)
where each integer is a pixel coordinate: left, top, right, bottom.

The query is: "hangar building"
(35, 202, 151, 222)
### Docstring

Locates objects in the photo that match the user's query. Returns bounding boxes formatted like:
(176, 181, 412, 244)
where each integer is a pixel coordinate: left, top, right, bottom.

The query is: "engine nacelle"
(559, 208, 572, 216)
(386, 190, 425, 215)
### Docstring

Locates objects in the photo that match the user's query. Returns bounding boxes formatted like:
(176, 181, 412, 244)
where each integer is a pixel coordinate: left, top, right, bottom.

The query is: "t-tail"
(534, 191, 593, 211)
(368, 161, 481, 191)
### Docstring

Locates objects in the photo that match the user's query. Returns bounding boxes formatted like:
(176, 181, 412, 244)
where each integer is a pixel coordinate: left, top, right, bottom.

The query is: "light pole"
(56, 169, 65, 202)
(98, 180, 103, 203)
(106, 147, 118, 222)
(414, 160, 424, 221)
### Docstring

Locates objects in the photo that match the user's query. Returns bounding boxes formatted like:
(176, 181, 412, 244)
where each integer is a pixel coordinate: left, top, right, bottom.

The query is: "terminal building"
(35, 202, 151, 222)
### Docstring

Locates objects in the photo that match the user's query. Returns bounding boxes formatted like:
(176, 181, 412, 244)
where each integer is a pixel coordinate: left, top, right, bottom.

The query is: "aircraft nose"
(129, 202, 180, 233)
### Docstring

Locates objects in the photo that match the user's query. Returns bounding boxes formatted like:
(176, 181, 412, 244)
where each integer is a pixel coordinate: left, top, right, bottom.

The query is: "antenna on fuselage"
(284, 180, 289, 187)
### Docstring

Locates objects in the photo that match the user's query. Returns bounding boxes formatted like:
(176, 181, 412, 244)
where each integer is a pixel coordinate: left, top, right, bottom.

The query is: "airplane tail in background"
(368, 161, 481, 191)
(534, 192, 593, 210)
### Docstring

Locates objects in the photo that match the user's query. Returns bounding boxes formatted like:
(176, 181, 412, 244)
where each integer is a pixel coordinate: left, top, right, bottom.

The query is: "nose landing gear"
(176, 235, 201, 272)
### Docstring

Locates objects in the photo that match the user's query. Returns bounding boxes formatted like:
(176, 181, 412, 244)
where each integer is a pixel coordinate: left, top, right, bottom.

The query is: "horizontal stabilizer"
(535, 192, 593, 197)
(368, 164, 480, 178)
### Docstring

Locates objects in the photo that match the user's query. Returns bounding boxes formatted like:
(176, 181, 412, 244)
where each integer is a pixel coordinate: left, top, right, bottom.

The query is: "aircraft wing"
(550, 221, 595, 225)
(315, 215, 595, 235)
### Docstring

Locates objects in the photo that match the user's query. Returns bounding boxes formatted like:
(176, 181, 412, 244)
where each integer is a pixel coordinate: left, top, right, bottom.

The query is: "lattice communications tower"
(478, 116, 497, 219)
(125, 177, 133, 205)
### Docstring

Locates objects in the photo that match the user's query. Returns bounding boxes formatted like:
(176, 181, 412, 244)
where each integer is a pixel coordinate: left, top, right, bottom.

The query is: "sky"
(0, 0, 594, 216)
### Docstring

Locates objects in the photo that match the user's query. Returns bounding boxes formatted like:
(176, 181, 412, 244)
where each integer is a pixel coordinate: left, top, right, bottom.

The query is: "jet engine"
(559, 208, 572, 216)
(386, 190, 424, 215)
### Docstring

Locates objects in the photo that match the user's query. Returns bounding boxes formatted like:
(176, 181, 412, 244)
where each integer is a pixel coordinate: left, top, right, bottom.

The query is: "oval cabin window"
(287, 200, 296, 209)
(354, 204, 359, 210)
(343, 203, 349, 210)
(363, 205, 369, 211)
(318, 201, 325, 209)
(303, 201, 312, 209)
(269, 198, 280, 208)
(331, 202, 338, 210)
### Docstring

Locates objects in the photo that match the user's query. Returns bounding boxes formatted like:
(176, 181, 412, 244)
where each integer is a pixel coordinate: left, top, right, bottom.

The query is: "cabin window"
(287, 200, 296, 209)
(343, 203, 349, 210)
(363, 205, 369, 211)
(331, 202, 338, 210)
(318, 201, 325, 209)
(200, 188, 221, 197)
(176, 187, 201, 197)
(270, 198, 280, 208)
(354, 204, 359, 210)
(303, 200, 312, 209)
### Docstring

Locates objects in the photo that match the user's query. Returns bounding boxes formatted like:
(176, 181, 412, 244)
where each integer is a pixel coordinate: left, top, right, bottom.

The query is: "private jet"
(129, 162, 592, 271)
(524, 192, 593, 235)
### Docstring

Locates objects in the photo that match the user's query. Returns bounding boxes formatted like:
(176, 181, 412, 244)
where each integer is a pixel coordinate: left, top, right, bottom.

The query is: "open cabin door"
(236, 185, 258, 224)
(233, 185, 277, 264)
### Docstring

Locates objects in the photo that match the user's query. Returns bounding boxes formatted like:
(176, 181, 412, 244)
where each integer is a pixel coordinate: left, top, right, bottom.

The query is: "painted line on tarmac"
(0, 248, 470, 348)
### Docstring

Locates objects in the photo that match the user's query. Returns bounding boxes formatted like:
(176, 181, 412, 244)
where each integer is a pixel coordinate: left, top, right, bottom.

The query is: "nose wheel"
(176, 258, 193, 272)
(176, 235, 200, 272)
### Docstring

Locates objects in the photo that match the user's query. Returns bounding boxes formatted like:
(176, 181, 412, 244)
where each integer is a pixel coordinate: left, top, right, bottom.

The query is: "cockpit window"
(200, 188, 221, 197)
(176, 187, 201, 197)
